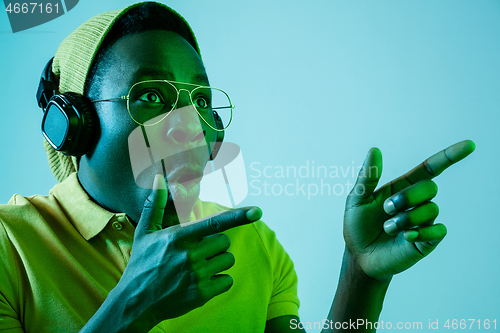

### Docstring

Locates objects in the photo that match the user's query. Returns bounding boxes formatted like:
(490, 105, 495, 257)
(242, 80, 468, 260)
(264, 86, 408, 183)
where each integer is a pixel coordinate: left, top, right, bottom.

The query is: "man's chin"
(163, 182, 201, 225)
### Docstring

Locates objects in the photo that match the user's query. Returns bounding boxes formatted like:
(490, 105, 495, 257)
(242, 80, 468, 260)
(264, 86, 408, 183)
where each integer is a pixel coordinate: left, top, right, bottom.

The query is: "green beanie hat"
(45, 2, 200, 183)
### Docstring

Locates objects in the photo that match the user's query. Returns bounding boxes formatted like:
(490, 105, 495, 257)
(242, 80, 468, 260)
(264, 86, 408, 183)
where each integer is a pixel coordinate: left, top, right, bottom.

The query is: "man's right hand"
(120, 174, 262, 328)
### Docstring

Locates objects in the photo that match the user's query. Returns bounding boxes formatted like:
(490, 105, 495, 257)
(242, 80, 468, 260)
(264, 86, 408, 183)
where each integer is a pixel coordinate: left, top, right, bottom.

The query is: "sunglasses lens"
(128, 81, 177, 125)
(191, 87, 232, 129)
(128, 81, 233, 128)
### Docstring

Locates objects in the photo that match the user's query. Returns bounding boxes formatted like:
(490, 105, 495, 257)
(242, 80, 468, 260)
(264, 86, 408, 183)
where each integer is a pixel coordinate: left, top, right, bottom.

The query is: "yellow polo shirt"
(0, 173, 299, 332)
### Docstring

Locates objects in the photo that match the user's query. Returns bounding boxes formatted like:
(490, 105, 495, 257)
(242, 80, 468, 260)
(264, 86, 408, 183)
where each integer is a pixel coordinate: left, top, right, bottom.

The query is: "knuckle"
(396, 212, 410, 226)
(169, 231, 180, 243)
(195, 269, 205, 282)
(208, 218, 222, 233)
(197, 284, 212, 303)
(228, 211, 240, 226)
(392, 192, 409, 211)
(179, 246, 195, 261)
(143, 195, 155, 209)
(166, 233, 182, 249)
(178, 251, 190, 267)
(423, 160, 436, 177)
(190, 269, 202, 283)
(186, 250, 197, 264)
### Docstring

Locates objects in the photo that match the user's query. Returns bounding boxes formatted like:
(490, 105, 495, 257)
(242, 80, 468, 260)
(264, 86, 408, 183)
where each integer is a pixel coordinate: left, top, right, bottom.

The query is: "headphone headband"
(36, 57, 57, 111)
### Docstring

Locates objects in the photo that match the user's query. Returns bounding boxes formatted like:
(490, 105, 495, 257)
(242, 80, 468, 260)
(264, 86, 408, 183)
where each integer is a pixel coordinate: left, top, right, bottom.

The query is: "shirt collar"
(50, 173, 116, 241)
(49, 173, 205, 240)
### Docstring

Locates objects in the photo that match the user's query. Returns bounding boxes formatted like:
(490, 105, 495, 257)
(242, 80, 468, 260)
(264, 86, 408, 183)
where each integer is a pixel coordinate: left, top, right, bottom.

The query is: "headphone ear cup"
(61, 92, 97, 157)
(209, 111, 224, 160)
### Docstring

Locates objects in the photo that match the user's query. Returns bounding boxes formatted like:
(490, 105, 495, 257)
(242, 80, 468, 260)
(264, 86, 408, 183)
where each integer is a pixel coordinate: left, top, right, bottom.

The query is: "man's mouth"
(168, 165, 203, 186)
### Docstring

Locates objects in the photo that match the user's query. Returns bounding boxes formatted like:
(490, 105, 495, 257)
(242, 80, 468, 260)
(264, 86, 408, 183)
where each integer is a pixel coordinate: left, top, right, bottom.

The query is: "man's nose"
(164, 104, 205, 147)
(175, 88, 193, 110)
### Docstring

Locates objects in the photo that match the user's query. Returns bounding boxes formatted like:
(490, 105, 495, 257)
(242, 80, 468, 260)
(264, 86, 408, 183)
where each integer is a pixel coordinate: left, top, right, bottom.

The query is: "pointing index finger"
(391, 140, 475, 193)
(178, 207, 262, 240)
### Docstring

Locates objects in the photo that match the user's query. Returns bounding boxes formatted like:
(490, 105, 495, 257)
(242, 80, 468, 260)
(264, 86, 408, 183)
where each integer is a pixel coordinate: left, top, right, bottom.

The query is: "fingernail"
(384, 219, 398, 235)
(384, 199, 396, 215)
(153, 174, 166, 190)
(246, 207, 261, 221)
(405, 230, 419, 242)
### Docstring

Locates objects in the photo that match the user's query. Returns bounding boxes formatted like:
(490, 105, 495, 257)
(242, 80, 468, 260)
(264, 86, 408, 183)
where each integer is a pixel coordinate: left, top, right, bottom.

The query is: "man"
(0, 2, 475, 332)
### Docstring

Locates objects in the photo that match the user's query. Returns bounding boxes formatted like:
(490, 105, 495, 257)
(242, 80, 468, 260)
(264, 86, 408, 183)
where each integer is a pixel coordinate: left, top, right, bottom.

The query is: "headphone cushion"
(209, 111, 224, 160)
(62, 92, 96, 156)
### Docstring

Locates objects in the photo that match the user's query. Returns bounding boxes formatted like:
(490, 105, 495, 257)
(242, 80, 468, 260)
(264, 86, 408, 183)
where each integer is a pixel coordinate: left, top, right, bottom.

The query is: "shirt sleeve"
(252, 221, 300, 321)
(0, 219, 24, 332)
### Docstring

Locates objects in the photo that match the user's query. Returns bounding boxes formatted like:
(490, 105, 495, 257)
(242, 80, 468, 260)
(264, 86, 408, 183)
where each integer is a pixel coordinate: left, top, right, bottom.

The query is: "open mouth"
(168, 165, 204, 186)
(165, 165, 204, 205)
(177, 173, 201, 185)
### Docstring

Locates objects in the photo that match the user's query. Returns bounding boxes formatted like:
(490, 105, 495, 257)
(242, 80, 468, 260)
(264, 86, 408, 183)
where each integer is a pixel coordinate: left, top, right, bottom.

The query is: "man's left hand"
(343, 140, 475, 281)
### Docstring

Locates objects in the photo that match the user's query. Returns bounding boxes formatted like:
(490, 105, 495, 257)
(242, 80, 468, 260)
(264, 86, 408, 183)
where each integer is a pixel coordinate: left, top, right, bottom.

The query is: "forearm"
(79, 281, 155, 333)
(322, 248, 392, 333)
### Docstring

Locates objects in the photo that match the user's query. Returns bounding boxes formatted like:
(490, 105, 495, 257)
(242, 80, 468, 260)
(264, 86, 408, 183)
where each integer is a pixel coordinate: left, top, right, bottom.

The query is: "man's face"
(80, 30, 215, 225)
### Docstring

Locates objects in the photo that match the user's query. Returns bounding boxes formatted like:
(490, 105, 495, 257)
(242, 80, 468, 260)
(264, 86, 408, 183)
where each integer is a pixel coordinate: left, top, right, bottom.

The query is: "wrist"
(80, 278, 156, 333)
(111, 275, 159, 333)
(328, 247, 392, 330)
(343, 247, 393, 286)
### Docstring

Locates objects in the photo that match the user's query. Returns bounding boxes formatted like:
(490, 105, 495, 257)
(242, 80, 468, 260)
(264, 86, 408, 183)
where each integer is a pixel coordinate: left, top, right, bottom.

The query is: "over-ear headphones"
(36, 57, 224, 159)
(210, 111, 224, 160)
(36, 57, 96, 157)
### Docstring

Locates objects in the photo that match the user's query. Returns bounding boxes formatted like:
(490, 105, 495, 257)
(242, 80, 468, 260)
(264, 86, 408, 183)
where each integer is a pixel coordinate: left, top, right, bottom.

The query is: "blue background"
(1, 1, 499, 331)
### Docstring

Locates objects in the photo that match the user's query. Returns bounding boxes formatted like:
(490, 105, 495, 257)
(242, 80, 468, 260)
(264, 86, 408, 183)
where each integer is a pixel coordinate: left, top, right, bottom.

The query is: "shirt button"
(112, 221, 123, 230)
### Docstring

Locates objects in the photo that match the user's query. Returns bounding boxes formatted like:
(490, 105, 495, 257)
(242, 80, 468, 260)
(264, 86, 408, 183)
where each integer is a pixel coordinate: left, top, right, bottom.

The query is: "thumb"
(135, 174, 168, 238)
(348, 148, 383, 206)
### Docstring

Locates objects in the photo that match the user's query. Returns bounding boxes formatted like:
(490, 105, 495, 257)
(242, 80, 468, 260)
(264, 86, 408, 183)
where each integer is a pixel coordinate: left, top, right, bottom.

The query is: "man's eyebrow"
(135, 68, 209, 84)
(191, 73, 210, 84)
(135, 68, 174, 79)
